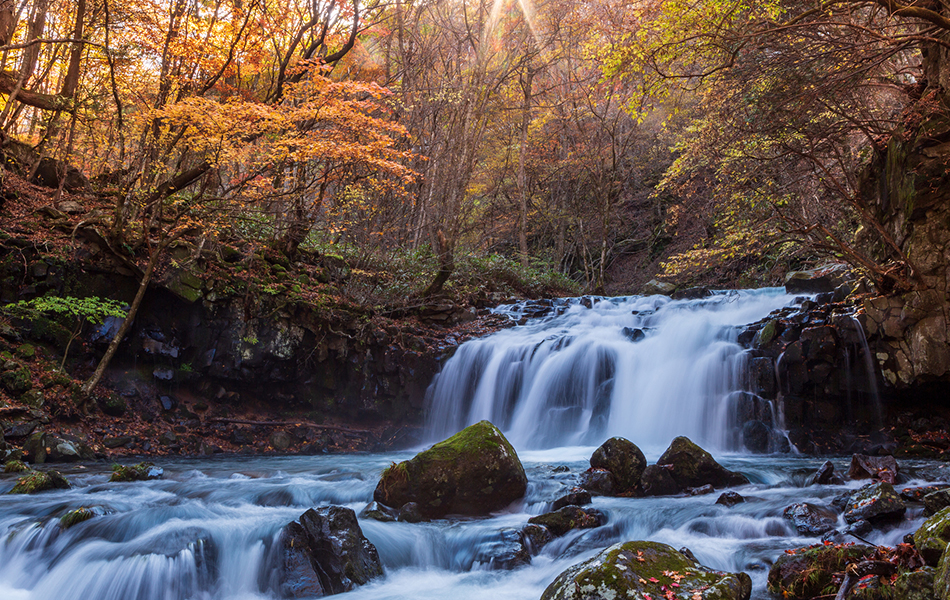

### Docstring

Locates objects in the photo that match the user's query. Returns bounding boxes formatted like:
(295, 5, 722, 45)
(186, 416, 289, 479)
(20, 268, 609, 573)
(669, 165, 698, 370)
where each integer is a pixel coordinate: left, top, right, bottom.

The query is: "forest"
(0, 0, 945, 303)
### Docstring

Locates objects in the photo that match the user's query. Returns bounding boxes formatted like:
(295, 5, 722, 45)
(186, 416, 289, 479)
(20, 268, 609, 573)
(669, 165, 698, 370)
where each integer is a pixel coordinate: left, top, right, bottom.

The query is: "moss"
(9, 469, 70, 494)
(767, 544, 875, 600)
(1, 366, 32, 394)
(109, 462, 162, 482)
(917, 507, 950, 566)
(14, 343, 35, 359)
(3, 459, 29, 473)
(60, 507, 95, 528)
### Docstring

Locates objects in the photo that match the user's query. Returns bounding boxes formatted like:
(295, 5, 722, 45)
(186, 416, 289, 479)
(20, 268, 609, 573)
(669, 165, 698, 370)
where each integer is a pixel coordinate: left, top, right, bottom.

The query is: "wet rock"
(783, 503, 837, 536)
(589, 437, 646, 493)
(640, 464, 680, 496)
(656, 436, 749, 490)
(894, 567, 936, 600)
(359, 501, 396, 523)
(520, 523, 554, 553)
(527, 506, 606, 537)
(672, 286, 712, 300)
(915, 507, 950, 566)
(551, 489, 592, 511)
(60, 506, 107, 528)
(716, 491, 745, 507)
(848, 454, 899, 483)
(768, 543, 874, 600)
(541, 541, 752, 600)
(579, 468, 615, 496)
(373, 421, 527, 520)
(396, 502, 425, 523)
(621, 327, 645, 342)
(687, 484, 715, 496)
(9, 469, 70, 494)
(23, 432, 93, 463)
(741, 420, 770, 453)
(3, 459, 29, 473)
(807, 461, 844, 486)
(279, 506, 383, 597)
(102, 436, 133, 449)
(472, 529, 530, 570)
(902, 485, 950, 503)
(110, 462, 164, 482)
(924, 489, 950, 516)
(843, 482, 906, 524)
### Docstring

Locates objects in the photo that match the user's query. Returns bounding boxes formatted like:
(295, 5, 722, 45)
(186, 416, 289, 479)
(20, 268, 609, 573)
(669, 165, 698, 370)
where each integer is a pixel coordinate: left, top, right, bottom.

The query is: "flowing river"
(0, 289, 941, 600)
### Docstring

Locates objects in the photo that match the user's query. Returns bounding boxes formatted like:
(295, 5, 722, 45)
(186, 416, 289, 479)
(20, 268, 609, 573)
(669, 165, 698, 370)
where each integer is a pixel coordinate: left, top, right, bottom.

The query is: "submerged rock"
(541, 540, 751, 600)
(589, 437, 646, 493)
(109, 462, 164, 482)
(656, 436, 749, 491)
(472, 528, 530, 570)
(373, 421, 527, 519)
(527, 506, 606, 537)
(843, 482, 906, 523)
(768, 544, 874, 599)
(783, 503, 837, 536)
(279, 506, 383, 597)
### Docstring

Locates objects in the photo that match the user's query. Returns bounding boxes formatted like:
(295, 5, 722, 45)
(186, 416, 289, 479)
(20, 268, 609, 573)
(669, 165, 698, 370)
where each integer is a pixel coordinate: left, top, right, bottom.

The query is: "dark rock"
(231, 428, 254, 446)
(551, 489, 592, 511)
(687, 484, 715, 496)
(159, 431, 178, 446)
(848, 454, 898, 483)
(541, 541, 752, 600)
(527, 506, 606, 537)
(620, 327, 645, 342)
(784, 264, 850, 294)
(373, 421, 527, 520)
(902, 485, 950, 502)
(396, 502, 425, 523)
(589, 437, 646, 493)
(270, 431, 294, 451)
(3, 421, 37, 438)
(159, 396, 176, 411)
(768, 544, 873, 600)
(22, 432, 92, 463)
(359, 501, 396, 523)
(672, 286, 712, 300)
(472, 529, 530, 570)
(748, 357, 776, 397)
(656, 436, 749, 490)
(640, 464, 680, 496)
(894, 568, 936, 600)
(807, 461, 844, 486)
(716, 491, 745, 507)
(783, 503, 837, 536)
(579, 468, 615, 496)
(741, 420, 771, 453)
(102, 436, 133, 449)
(915, 507, 950, 566)
(520, 523, 554, 553)
(279, 506, 383, 597)
(843, 482, 906, 523)
(110, 462, 164, 482)
(924, 489, 950, 516)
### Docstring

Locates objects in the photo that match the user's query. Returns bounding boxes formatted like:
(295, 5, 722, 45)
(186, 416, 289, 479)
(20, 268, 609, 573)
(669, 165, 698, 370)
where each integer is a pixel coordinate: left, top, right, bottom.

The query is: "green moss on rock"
(60, 507, 96, 528)
(3, 459, 29, 473)
(917, 507, 950, 566)
(541, 540, 752, 600)
(373, 420, 527, 519)
(109, 462, 164, 482)
(767, 544, 874, 600)
(9, 469, 70, 494)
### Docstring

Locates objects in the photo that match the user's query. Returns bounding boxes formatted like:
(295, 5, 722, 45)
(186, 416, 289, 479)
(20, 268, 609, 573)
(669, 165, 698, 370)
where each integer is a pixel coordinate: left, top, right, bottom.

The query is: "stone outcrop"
(373, 421, 527, 519)
(278, 506, 383, 597)
(654, 436, 749, 491)
(541, 541, 752, 600)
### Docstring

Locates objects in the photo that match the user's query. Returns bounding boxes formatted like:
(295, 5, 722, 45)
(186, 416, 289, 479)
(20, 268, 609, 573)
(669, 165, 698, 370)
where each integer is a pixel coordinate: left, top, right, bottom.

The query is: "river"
(0, 289, 938, 600)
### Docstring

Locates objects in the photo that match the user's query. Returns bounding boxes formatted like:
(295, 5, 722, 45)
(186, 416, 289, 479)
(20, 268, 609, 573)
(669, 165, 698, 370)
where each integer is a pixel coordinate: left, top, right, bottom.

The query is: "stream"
(0, 289, 939, 600)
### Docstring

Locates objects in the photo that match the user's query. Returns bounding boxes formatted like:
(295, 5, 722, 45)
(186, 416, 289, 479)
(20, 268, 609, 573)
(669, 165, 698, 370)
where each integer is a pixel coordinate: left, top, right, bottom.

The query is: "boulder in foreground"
(541, 540, 751, 600)
(279, 506, 383, 597)
(373, 420, 527, 519)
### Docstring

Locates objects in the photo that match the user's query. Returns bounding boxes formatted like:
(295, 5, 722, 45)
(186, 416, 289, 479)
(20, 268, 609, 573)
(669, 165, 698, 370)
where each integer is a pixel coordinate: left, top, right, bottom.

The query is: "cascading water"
(426, 289, 800, 451)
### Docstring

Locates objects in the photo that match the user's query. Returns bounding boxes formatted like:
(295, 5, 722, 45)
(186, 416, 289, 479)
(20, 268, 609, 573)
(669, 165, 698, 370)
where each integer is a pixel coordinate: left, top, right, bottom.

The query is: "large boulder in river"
(279, 506, 383, 597)
(843, 482, 906, 523)
(589, 437, 646, 493)
(640, 464, 680, 496)
(373, 420, 527, 519)
(656, 437, 749, 491)
(915, 506, 950, 566)
(540, 541, 751, 600)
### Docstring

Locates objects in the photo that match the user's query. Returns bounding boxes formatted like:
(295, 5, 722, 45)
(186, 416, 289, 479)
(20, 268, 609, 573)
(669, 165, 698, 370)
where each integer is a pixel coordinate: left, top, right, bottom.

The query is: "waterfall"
(425, 289, 800, 451)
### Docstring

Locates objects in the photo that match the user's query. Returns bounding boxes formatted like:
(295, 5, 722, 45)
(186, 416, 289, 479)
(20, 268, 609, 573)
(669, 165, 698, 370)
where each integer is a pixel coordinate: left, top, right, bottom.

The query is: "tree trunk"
(517, 68, 534, 267)
(81, 244, 163, 397)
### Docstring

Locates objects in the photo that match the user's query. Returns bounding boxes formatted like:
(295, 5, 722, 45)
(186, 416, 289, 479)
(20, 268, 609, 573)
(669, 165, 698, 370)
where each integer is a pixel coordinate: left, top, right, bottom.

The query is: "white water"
(426, 289, 798, 451)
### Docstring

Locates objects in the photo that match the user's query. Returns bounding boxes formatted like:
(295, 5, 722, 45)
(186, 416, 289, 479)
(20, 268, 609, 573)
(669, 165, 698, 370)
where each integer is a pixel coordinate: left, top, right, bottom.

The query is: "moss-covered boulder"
(541, 541, 752, 600)
(527, 506, 606, 537)
(109, 462, 164, 482)
(373, 420, 527, 519)
(9, 469, 70, 494)
(656, 437, 749, 491)
(896, 567, 936, 600)
(4, 459, 29, 473)
(60, 506, 105, 528)
(843, 483, 906, 523)
(279, 506, 383, 597)
(915, 507, 950, 566)
(767, 544, 874, 599)
(23, 432, 93, 463)
(589, 437, 646, 493)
